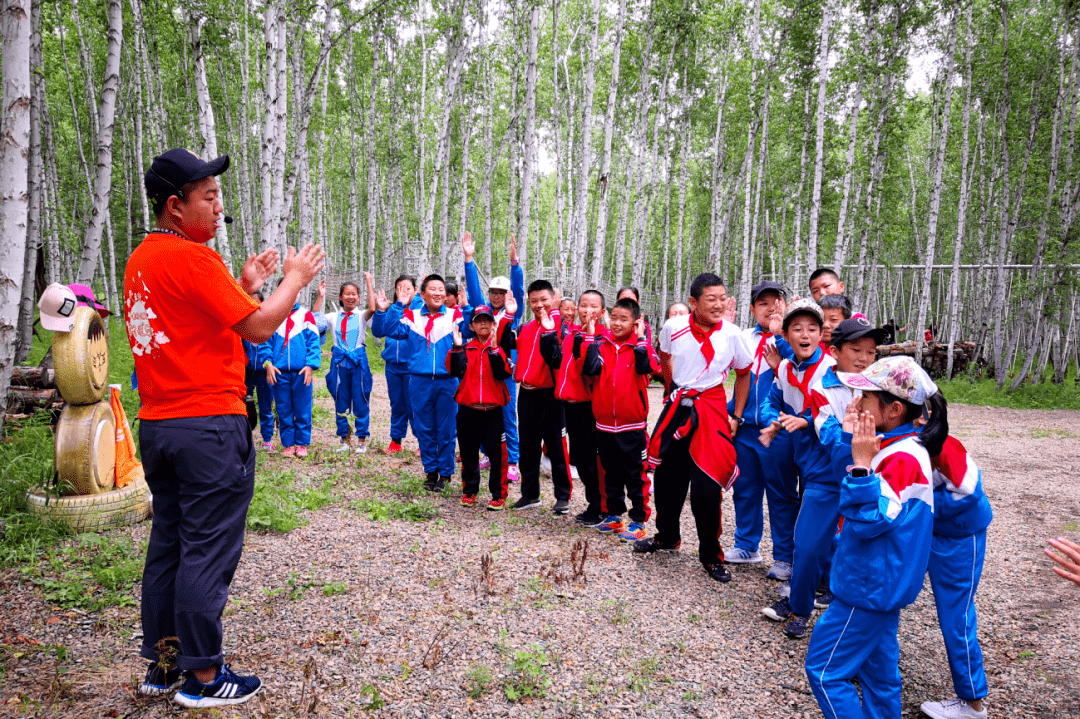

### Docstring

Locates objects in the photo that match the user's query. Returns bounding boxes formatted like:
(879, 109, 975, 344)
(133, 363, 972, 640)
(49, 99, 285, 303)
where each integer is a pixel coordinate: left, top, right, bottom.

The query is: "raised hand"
(584, 311, 597, 335)
(376, 290, 390, 312)
(763, 344, 781, 372)
(634, 318, 646, 340)
(283, 243, 326, 286)
(509, 234, 518, 263)
(723, 297, 737, 323)
(240, 247, 280, 294)
(850, 410, 882, 469)
(317, 278, 326, 299)
(539, 307, 556, 330)
(452, 325, 464, 346)
(842, 392, 862, 434)
(1046, 538, 1080, 587)
(767, 312, 783, 336)
(461, 232, 475, 262)
(504, 295, 518, 317)
(363, 271, 373, 284)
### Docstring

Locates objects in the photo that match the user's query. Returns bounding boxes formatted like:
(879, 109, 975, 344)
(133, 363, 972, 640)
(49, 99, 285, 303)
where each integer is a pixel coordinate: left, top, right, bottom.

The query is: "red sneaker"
(486, 498, 506, 511)
(281, 446, 297, 458)
(461, 494, 477, 507)
(385, 441, 404, 454)
(295, 446, 309, 459)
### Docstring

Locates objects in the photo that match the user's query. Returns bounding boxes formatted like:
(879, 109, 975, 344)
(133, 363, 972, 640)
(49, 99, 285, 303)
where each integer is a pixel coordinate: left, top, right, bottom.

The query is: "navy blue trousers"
(139, 415, 255, 671)
(385, 362, 413, 443)
(730, 426, 799, 562)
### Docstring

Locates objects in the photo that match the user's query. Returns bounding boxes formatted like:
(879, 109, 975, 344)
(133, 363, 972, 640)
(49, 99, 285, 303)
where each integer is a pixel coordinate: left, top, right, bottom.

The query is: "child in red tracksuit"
(447, 304, 517, 510)
(542, 290, 609, 527)
(583, 297, 660, 542)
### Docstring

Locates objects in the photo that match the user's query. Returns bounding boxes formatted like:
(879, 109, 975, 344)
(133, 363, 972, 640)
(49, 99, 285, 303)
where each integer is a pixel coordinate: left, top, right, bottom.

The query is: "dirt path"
(2, 375, 1078, 718)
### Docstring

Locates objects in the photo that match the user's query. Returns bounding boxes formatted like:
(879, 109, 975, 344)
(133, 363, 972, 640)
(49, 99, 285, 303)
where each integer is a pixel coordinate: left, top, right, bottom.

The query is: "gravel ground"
(2, 376, 1079, 719)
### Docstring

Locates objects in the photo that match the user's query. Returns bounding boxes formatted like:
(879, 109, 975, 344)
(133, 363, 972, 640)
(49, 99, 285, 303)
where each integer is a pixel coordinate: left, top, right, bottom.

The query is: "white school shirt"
(659, 314, 753, 392)
(325, 310, 369, 350)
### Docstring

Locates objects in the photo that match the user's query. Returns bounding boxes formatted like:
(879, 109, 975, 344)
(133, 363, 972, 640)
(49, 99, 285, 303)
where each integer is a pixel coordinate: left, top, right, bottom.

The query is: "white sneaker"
(725, 548, 762, 564)
(920, 697, 987, 719)
(778, 582, 791, 598)
(767, 561, 793, 580)
(354, 442, 367, 455)
(335, 439, 351, 452)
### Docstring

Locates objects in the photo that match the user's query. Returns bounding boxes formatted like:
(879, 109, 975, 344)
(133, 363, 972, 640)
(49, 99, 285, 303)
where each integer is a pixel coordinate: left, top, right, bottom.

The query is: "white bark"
(15, 0, 41, 363)
(75, 0, 122, 284)
(570, 0, 601, 294)
(0, 0, 31, 427)
(517, 3, 540, 269)
(189, 12, 230, 264)
(259, 2, 278, 252)
(806, 0, 835, 276)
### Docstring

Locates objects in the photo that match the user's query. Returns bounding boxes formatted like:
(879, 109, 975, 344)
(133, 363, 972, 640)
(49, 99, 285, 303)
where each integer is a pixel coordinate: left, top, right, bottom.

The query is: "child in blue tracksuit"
(727, 281, 800, 580)
(373, 274, 422, 453)
(762, 317, 886, 638)
(805, 356, 944, 719)
(326, 279, 375, 454)
(461, 233, 525, 478)
(918, 435, 992, 719)
(262, 303, 321, 458)
(244, 335, 275, 449)
(371, 273, 475, 492)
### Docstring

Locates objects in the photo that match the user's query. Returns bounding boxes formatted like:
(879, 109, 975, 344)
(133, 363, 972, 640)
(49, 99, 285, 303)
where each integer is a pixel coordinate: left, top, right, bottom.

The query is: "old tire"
(54, 401, 116, 495)
(53, 306, 110, 405)
(26, 477, 151, 532)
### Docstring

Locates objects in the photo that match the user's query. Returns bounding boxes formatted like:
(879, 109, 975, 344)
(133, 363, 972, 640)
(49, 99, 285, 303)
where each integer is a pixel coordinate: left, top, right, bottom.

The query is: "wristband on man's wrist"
(263, 360, 272, 369)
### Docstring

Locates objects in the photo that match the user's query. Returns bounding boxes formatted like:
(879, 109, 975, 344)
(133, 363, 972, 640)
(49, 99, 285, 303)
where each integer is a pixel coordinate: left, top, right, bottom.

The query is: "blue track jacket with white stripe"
(260, 304, 321, 371)
(930, 435, 993, 538)
(371, 303, 476, 378)
(807, 367, 857, 490)
(379, 295, 424, 366)
(759, 347, 836, 483)
(728, 324, 793, 427)
(833, 424, 934, 613)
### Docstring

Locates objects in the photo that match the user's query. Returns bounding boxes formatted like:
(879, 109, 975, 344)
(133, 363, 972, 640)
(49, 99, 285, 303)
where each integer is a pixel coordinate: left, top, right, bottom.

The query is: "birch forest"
(3, 0, 1079, 394)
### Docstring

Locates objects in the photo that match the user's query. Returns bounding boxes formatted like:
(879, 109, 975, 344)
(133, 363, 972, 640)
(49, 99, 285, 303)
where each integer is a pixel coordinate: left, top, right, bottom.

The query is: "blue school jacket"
(463, 260, 525, 329)
(371, 303, 476, 378)
(807, 367, 857, 489)
(378, 295, 424, 366)
(728, 324, 793, 427)
(261, 304, 321, 371)
(832, 424, 934, 613)
(760, 347, 836, 484)
(930, 435, 993, 538)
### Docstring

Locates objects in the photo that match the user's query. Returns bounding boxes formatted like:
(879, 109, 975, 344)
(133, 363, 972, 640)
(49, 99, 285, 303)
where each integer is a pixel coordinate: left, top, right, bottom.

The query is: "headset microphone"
(224, 215, 233, 224)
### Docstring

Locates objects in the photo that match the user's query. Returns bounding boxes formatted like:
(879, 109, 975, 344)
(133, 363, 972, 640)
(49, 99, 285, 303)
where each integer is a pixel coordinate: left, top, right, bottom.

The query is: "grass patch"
(21, 532, 145, 611)
(247, 468, 334, 533)
(351, 496, 438, 522)
(938, 368, 1080, 411)
(465, 663, 495, 698)
(503, 644, 552, 702)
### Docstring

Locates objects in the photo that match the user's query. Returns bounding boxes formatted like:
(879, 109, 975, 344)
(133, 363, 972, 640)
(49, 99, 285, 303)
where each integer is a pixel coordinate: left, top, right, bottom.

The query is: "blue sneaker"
(596, 516, 625, 533)
(173, 664, 263, 708)
(814, 588, 834, 609)
(782, 613, 810, 639)
(618, 522, 646, 542)
(761, 597, 792, 622)
(138, 663, 182, 696)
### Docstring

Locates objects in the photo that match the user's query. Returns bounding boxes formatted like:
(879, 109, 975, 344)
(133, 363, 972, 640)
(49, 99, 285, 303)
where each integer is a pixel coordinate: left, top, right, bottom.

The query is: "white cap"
(489, 276, 512, 292)
(37, 283, 79, 333)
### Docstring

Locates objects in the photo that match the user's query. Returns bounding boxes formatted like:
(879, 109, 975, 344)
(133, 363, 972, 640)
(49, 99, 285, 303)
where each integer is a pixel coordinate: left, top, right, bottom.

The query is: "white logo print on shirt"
(125, 272, 170, 357)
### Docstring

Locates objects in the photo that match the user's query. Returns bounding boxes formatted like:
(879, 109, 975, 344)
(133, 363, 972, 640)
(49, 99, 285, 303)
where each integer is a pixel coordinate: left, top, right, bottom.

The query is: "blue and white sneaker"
(138, 663, 182, 696)
(814, 588, 834, 609)
(724, 548, 762, 564)
(767, 561, 793, 581)
(173, 664, 263, 708)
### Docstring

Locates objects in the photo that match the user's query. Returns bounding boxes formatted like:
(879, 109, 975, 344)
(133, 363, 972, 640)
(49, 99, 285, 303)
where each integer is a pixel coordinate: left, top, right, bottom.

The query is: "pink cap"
(68, 283, 111, 318)
(37, 283, 79, 332)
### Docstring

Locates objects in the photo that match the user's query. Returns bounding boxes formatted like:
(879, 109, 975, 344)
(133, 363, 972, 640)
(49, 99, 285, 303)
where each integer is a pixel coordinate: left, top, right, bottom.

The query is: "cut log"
(875, 341, 977, 379)
(12, 366, 55, 388)
(7, 387, 61, 413)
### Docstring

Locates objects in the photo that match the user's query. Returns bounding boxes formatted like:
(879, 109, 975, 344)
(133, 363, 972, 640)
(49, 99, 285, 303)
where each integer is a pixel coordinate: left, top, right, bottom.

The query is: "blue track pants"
(502, 378, 519, 464)
(806, 599, 902, 719)
(928, 531, 988, 701)
(245, 371, 275, 443)
(410, 374, 459, 477)
(272, 369, 313, 447)
(386, 362, 413, 443)
(731, 427, 799, 562)
(330, 356, 372, 440)
(790, 484, 841, 616)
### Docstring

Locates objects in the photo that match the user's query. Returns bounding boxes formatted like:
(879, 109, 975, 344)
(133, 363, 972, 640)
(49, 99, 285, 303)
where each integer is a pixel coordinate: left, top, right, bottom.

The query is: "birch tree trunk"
(259, 2, 278, 252)
(588, 0, 628, 287)
(570, 0, 601, 294)
(75, 0, 122, 284)
(189, 12, 230, 265)
(914, 7, 958, 363)
(15, 0, 42, 363)
(367, 25, 381, 275)
(0, 0, 31, 429)
(517, 1, 540, 269)
(806, 0, 835, 276)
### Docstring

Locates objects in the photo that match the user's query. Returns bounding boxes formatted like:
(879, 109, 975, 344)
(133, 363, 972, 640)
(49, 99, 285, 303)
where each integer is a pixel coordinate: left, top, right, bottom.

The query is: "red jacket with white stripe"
(446, 325, 515, 408)
(582, 334, 660, 432)
(514, 309, 563, 388)
(542, 327, 614, 403)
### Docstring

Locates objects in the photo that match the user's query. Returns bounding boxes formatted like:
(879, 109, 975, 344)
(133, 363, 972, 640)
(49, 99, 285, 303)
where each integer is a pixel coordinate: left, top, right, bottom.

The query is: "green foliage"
(464, 663, 495, 698)
(246, 469, 334, 533)
(503, 644, 553, 702)
(22, 532, 145, 611)
(939, 369, 1080, 411)
(0, 414, 68, 567)
(351, 496, 438, 523)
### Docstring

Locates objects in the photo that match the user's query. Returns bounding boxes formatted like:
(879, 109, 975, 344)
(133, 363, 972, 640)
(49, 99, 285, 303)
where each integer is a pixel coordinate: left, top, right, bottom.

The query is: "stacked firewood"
(875, 342, 977, 379)
(7, 366, 63, 418)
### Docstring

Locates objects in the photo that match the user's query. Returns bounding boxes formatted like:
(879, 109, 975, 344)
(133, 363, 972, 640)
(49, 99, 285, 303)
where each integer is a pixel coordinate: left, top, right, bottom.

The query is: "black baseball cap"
(750, 280, 786, 304)
(830, 317, 887, 348)
(145, 148, 230, 207)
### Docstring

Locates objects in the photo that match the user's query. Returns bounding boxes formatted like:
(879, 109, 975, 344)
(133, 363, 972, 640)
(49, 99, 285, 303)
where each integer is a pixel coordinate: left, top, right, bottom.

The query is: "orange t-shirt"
(124, 232, 259, 420)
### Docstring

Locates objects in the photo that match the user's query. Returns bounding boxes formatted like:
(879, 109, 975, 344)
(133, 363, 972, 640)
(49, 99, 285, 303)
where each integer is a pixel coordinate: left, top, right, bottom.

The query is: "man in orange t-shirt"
(125, 148, 323, 709)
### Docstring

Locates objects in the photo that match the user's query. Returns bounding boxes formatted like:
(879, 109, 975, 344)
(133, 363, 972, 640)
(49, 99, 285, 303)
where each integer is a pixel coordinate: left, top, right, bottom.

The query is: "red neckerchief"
(283, 313, 295, 347)
(423, 307, 438, 344)
(754, 332, 771, 372)
(786, 353, 825, 409)
(689, 316, 719, 366)
(340, 311, 351, 348)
